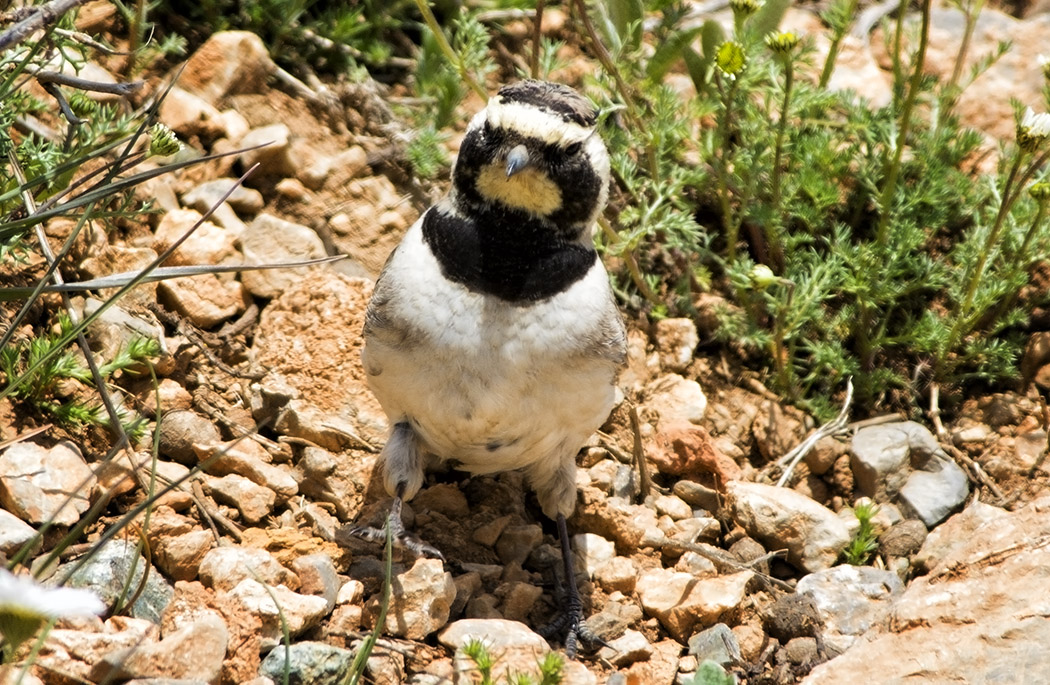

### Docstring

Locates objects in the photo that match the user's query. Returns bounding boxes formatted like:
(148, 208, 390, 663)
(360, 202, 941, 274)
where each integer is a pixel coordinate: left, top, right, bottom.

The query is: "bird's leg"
(540, 513, 604, 658)
(349, 422, 443, 560)
(350, 482, 444, 559)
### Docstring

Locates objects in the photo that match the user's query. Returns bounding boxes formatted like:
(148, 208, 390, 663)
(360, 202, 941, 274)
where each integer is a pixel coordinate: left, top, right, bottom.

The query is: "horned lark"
(358, 80, 626, 654)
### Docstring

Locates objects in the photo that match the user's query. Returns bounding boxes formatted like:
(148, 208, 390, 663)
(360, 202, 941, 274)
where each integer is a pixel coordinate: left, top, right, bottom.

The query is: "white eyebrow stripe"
(482, 99, 594, 146)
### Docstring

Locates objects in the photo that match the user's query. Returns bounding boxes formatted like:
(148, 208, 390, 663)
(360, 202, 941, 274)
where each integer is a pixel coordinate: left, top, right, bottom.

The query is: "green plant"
(404, 123, 450, 180)
(682, 660, 737, 685)
(550, 0, 1050, 420)
(153, 0, 414, 76)
(0, 314, 157, 437)
(460, 637, 564, 685)
(842, 500, 880, 566)
(413, 6, 494, 127)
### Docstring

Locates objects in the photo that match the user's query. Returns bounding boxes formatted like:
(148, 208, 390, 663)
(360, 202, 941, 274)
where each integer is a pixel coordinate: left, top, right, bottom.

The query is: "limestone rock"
(194, 439, 298, 501)
(644, 374, 707, 427)
(198, 546, 298, 592)
(225, 579, 329, 649)
(294, 445, 374, 520)
(599, 628, 653, 667)
(35, 616, 159, 682)
(92, 614, 227, 684)
(239, 124, 296, 179)
(898, 454, 970, 527)
(179, 31, 276, 106)
(803, 496, 1050, 683)
(384, 558, 456, 640)
(153, 208, 239, 266)
(239, 213, 326, 298)
(159, 410, 222, 465)
(0, 441, 94, 526)
(849, 422, 969, 527)
(290, 553, 341, 614)
(439, 619, 595, 684)
(637, 568, 752, 641)
(572, 532, 616, 577)
(154, 529, 214, 582)
(727, 481, 850, 572)
(688, 623, 741, 667)
(204, 473, 276, 524)
(158, 274, 248, 329)
(158, 85, 224, 139)
(652, 318, 698, 372)
(0, 507, 37, 557)
(796, 565, 904, 654)
(594, 556, 639, 594)
(182, 177, 265, 215)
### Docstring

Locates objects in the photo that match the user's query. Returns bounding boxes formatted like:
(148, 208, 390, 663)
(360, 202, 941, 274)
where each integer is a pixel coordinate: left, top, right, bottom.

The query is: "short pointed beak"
(505, 144, 530, 177)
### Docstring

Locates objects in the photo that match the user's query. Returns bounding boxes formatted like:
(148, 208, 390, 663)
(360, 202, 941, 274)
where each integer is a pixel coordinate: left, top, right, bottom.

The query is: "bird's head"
(451, 80, 611, 240)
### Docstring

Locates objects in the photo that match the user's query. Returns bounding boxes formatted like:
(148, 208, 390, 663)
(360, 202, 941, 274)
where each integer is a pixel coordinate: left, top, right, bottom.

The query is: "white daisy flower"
(0, 568, 106, 619)
(0, 568, 105, 661)
(1018, 107, 1050, 152)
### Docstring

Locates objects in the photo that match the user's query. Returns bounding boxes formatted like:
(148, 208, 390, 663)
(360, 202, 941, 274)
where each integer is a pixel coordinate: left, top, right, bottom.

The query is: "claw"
(538, 513, 603, 658)
(346, 489, 445, 560)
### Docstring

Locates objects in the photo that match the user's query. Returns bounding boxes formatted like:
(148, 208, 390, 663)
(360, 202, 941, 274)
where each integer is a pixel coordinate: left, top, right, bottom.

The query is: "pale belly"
(368, 343, 617, 473)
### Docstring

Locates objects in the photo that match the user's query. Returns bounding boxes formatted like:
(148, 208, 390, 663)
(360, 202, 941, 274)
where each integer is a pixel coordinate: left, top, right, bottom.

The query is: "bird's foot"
(539, 600, 605, 659)
(347, 522, 445, 560)
(346, 495, 444, 560)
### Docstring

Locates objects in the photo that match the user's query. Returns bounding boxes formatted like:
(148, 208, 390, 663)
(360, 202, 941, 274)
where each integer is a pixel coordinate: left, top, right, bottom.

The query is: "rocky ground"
(3, 2, 1050, 684)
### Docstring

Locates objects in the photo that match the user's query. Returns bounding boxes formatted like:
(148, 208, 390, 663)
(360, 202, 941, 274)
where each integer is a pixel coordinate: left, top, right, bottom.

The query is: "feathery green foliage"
(0, 314, 157, 437)
(461, 637, 564, 685)
(842, 500, 880, 566)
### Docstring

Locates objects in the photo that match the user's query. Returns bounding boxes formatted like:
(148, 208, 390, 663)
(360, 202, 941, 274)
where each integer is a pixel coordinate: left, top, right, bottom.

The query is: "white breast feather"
(363, 217, 621, 486)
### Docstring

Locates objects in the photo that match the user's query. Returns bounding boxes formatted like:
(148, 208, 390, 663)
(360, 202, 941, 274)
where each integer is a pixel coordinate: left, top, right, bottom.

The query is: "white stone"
(198, 546, 298, 592)
(386, 557, 456, 640)
(644, 373, 707, 427)
(239, 213, 327, 298)
(225, 579, 328, 649)
(0, 442, 95, 525)
(727, 481, 850, 572)
(637, 567, 752, 641)
(572, 533, 616, 577)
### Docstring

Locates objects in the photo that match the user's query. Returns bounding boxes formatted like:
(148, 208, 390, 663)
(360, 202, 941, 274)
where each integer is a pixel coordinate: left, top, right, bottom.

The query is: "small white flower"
(1018, 107, 1050, 152)
(1022, 107, 1050, 137)
(0, 568, 105, 619)
(0, 569, 104, 661)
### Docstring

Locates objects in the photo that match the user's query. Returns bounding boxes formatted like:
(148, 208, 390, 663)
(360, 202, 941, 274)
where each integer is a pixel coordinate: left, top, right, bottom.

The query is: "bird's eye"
(564, 142, 583, 156)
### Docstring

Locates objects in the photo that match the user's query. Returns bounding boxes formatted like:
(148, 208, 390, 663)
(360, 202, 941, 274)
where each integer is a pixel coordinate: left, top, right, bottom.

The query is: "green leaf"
(701, 19, 726, 61)
(646, 26, 704, 83)
(750, 0, 792, 38)
(606, 0, 644, 51)
(682, 46, 712, 96)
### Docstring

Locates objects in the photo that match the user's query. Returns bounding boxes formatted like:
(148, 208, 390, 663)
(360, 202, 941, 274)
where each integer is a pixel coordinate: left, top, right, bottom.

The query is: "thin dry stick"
(644, 536, 794, 592)
(928, 382, 947, 439)
(530, 0, 545, 79)
(629, 402, 653, 500)
(775, 377, 854, 487)
(0, 0, 91, 52)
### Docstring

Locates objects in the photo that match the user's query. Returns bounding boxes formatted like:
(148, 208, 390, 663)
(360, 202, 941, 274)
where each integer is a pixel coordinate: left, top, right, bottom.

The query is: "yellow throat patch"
(475, 163, 562, 216)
